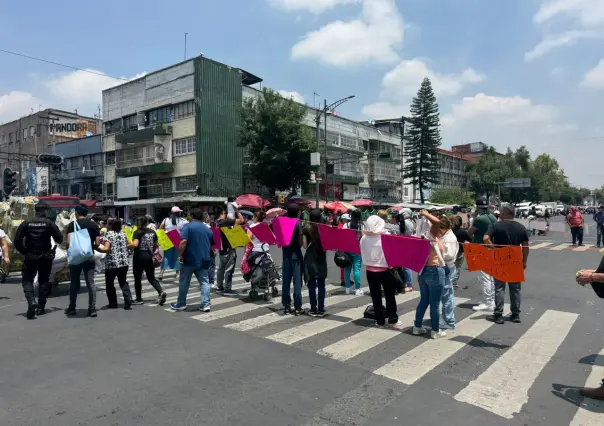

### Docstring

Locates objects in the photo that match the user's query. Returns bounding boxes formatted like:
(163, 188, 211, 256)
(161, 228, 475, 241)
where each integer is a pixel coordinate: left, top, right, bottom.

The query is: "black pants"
(597, 225, 604, 246)
(366, 270, 399, 326)
(571, 227, 584, 245)
(22, 253, 53, 306)
(105, 266, 133, 307)
(133, 255, 163, 300)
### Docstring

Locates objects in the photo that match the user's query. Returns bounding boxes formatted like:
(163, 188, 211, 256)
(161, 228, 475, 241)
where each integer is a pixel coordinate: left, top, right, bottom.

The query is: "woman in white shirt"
(360, 215, 404, 329)
(246, 211, 269, 266)
(158, 206, 189, 281)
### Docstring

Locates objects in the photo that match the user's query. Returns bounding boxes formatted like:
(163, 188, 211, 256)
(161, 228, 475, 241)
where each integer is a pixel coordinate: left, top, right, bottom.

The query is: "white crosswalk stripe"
(529, 242, 552, 249)
(569, 347, 604, 426)
(551, 244, 571, 251)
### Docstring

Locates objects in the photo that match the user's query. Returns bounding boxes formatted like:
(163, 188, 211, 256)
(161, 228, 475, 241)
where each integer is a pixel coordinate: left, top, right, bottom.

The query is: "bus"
(37, 195, 80, 212)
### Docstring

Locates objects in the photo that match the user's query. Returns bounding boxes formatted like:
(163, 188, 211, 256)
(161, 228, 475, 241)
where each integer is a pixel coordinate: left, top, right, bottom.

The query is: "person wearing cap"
(593, 205, 604, 248)
(566, 206, 584, 246)
(468, 196, 497, 312)
(158, 206, 188, 282)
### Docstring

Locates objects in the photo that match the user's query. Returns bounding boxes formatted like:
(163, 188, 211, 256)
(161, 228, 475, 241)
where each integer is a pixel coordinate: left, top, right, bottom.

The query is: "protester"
(413, 210, 449, 339)
(13, 202, 63, 319)
(246, 211, 269, 258)
(130, 216, 167, 305)
(342, 210, 364, 296)
(360, 215, 403, 329)
(451, 215, 470, 289)
(215, 208, 245, 295)
(158, 206, 188, 281)
(378, 210, 399, 235)
(400, 208, 414, 292)
(97, 217, 132, 310)
(338, 213, 350, 286)
(593, 205, 604, 248)
(170, 208, 215, 312)
(201, 213, 216, 288)
(302, 209, 328, 317)
(63, 204, 100, 317)
(566, 206, 584, 246)
(468, 197, 497, 311)
(483, 204, 529, 324)
(282, 204, 304, 315)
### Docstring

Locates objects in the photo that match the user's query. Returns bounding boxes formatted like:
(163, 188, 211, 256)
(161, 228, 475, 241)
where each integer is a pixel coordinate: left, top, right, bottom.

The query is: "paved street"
(1, 227, 604, 426)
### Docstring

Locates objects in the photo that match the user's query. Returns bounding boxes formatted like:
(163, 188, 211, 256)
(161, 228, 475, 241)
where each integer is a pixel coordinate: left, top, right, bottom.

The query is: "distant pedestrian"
(593, 205, 604, 248)
(343, 209, 364, 296)
(302, 209, 328, 317)
(130, 216, 167, 306)
(170, 208, 215, 312)
(566, 206, 584, 246)
(97, 217, 132, 310)
(158, 206, 188, 281)
(484, 204, 529, 324)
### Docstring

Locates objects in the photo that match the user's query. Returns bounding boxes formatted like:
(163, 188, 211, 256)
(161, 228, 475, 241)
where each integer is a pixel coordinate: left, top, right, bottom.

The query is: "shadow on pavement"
(551, 383, 604, 413)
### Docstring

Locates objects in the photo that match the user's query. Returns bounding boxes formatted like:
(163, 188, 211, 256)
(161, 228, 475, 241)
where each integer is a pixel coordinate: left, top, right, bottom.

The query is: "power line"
(0, 48, 129, 81)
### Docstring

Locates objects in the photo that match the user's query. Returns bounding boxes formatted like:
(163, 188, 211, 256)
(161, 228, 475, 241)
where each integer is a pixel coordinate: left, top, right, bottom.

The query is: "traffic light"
(37, 153, 63, 166)
(279, 195, 285, 205)
(3, 168, 17, 197)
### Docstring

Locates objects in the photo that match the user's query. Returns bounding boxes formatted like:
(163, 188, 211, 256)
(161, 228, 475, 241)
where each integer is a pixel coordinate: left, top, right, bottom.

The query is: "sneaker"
(215, 287, 224, 294)
(345, 287, 354, 295)
(472, 303, 494, 312)
(158, 292, 167, 306)
(199, 306, 211, 312)
(388, 321, 405, 330)
(64, 307, 77, 316)
(223, 289, 238, 296)
(487, 315, 505, 324)
(294, 308, 305, 316)
(317, 310, 326, 318)
(412, 326, 427, 336)
(26, 303, 37, 319)
(35, 307, 46, 316)
(283, 305, 292, 315)
(211, 284, 218, 290)
(132, 299, 145, 305)
(374, 323, 388, 329)
(355, 289, 364, 296)
(431, 330, 447, 339)
(124, 299, 132, 310)
(340, 281, 346, 287)
(510, 314, 521, 323)
(170, 303, 186, 311)
(308, 309, 320, 317)
(87, 309, 97, 318)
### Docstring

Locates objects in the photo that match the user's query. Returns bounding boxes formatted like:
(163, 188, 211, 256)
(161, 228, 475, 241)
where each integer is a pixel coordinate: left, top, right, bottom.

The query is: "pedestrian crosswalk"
(529, 241, 603, 252)
(88, 267, 602, 423)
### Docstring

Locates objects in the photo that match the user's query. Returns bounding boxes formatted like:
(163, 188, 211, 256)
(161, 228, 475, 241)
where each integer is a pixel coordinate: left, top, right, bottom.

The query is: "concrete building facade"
(433, 148, 468, 191)
(54, 135, 104, 202)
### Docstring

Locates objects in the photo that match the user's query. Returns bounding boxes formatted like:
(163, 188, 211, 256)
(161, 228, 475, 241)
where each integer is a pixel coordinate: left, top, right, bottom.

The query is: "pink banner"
(166, 229, 181, 248)
(317, 224, 361, 255)
(381, 234, 431, 273)
(211, 227, 222, 250)
(249, 222, 277, 245)
(271, 217, 298, 248)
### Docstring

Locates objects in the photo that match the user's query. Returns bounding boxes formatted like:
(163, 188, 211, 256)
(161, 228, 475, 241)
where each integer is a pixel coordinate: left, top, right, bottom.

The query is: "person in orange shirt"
(566, 206, 584, 246)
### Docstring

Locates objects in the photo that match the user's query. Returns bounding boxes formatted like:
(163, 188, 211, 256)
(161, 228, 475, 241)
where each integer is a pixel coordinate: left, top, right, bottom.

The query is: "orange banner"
(463, 243, 525, 283)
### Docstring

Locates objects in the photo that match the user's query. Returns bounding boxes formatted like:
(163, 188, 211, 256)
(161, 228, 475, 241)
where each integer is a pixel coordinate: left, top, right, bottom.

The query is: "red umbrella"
(266, 208, 286, 219)
(308, 201, 326, 209)
(324, 201, 356, 213)
(351, 199, 374, 207)
(235, 194, 271, 209)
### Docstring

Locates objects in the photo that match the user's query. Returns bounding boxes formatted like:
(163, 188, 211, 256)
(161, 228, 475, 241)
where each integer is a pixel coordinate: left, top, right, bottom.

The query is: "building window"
(8, 133, 12, 144)
(174, 100, 194, 120)
(91, 154, 103, 166)
(104, 119, 122, 134)
(132, 207, 147, 217)
(105, 152, 116, 165)
(71, 157, 82, 169)
(105, 183, 114, 197)
(123, 115, 138, 132)
(29, 126, 35, 138)
(175, 175, 197, 191)
(23, 129, 27, 140)
(174, 137, 196, 156)
(148, 106, 174, 125)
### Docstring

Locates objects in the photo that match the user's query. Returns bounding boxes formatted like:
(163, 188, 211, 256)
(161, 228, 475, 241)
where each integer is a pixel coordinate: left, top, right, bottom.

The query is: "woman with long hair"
(243, 210, 269, 274)
(302, 209, 328, 317)
(97, 217, 132, 310)
(343, 209, 364, 296)
(158, 206, 188, 281)
(129, 216, 167, 305)
(281, 204, 304, 315)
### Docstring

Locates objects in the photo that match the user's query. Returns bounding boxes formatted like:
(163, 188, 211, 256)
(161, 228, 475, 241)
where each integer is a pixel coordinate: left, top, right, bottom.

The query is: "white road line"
(454, 309, 578, 419)
(374, 303, 506, 385)
(573, 245, 591, 252)
(160, 296, 236, 310)
(551, 244, 570, 251)
(266, 292, 421, 345)
(569, 347, 604, 426)
(191, 300, 278, 321)
(319, 298, 471, 362)
(529, 242, 552, 249)
(224, 294, 360, 332)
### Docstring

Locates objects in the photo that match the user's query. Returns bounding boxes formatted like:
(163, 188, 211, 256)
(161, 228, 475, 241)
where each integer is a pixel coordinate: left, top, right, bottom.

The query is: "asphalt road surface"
(1, 220, 603, 426)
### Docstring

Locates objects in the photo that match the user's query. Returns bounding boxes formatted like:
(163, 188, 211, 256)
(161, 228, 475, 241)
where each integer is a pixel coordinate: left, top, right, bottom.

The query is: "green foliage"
(430, 187, 475, 205)
(403, 78, 442, 203)
(239, 88, 314, 192)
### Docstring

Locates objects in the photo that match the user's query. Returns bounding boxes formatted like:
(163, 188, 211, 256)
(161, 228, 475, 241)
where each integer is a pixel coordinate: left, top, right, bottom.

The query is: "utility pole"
(184, 32, 188, 60)
(314, 110, 321, 207)
(399, 118, 405, 202)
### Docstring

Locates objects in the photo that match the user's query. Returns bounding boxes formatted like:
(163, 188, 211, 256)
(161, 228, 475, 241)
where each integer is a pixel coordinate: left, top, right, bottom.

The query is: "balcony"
(73, 169, 99, 179)
(116, 159, 174, 177)
(115, 123, 173, 145)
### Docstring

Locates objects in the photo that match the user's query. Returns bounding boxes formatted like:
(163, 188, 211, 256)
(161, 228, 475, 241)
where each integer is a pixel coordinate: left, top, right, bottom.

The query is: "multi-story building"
(54, 135, 104, 205)
(0, 109, 101, 193)
(433, 148, 468, 191)
(451, 142, 497, 164)
(101, 56, 261, 220)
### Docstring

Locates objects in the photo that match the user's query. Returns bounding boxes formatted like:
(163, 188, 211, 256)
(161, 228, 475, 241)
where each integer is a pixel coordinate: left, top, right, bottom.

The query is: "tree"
(430, 187, 474, 205)
(239, 88, 315, 193)
(403, 78, 442, 203)
(466, 147, 514, 199)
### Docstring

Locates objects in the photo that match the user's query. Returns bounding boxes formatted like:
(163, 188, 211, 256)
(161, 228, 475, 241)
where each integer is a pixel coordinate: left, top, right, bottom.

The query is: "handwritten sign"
(123, 227, 133, 242)
(156, 229, 174, 251)
(221, 226, 250, 248)
(464, 243, 525, 283)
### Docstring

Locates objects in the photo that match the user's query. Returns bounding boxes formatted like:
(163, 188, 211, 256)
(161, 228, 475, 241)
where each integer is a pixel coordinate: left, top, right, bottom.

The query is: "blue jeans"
(415, 266, 445, 332)
(281, 248, 303, 309)
(403, 268, 412, 286)
(441, 266, 456, 329)
(176, 265, 210, 309)
(208, 255, 215, 285)
(307, 277, 326, 312)
(344, 254, 362, 289)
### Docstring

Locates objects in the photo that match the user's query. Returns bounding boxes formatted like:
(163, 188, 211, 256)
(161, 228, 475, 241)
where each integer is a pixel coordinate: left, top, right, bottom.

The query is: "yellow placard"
(221, 226, 251, 248)
(133, 225, 138, 233)
(156, 229, 174, 251)
(123, 227, 133, 242)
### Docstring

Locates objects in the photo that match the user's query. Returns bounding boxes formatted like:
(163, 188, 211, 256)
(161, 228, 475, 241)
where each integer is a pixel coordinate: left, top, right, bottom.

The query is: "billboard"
(154, 134, 173, 163)
(48, 118, 98, 139)
(26, 167, 49, 196)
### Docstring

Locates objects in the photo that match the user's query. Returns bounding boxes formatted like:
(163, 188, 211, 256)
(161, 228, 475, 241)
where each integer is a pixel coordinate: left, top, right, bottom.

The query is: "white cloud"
(380, 59, 485, 98)
(528, 0, 604, 59)
(268, 0, 360, 14)
(361, 102, 409, 120)
(581, 59, 604, 87)
(0, 91, 42, 123)
(278, 90, 305, 103)
(291, 0, 403, 67)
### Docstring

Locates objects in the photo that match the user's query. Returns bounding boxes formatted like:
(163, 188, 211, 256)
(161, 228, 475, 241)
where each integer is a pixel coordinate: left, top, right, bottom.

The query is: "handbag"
(152, 248, 163, 268)
(334, 250, 352, 268)
(67, 220, 94, 265)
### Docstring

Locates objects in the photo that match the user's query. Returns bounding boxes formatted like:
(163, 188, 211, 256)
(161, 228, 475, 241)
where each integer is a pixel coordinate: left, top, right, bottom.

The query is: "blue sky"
(1, 0, 603, 187)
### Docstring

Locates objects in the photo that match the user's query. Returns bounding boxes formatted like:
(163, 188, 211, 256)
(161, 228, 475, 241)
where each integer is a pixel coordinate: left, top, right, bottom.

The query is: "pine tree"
(403, 77, 442, 203)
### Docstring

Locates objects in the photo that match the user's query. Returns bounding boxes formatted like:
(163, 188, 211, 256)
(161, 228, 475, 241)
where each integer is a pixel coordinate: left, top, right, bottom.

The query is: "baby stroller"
(245, 250, 281, 301)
